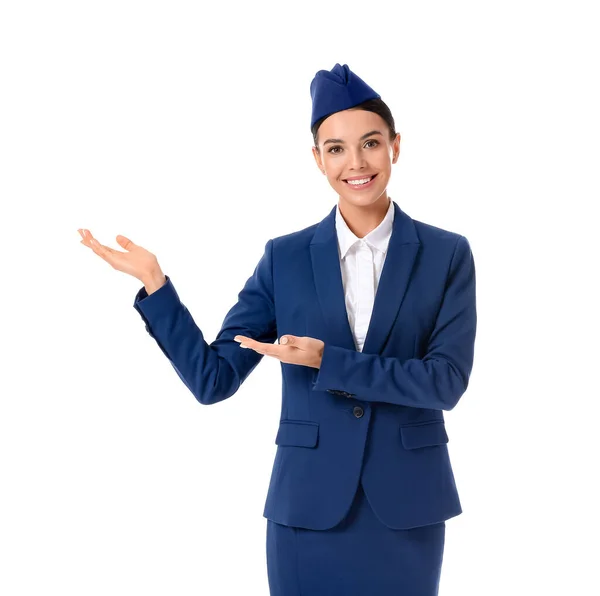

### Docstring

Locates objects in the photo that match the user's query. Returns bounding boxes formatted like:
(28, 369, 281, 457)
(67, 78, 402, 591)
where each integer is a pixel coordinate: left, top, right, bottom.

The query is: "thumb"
(116, 235, 137, 251)
(279, 335, 296, 346)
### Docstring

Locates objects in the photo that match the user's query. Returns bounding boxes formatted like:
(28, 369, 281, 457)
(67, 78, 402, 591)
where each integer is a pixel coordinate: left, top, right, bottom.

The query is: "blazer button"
(353, 406, 364, 418)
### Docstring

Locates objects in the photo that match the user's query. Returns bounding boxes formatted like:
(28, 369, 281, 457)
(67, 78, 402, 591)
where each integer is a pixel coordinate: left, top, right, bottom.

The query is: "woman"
(78, 63, 477, 595)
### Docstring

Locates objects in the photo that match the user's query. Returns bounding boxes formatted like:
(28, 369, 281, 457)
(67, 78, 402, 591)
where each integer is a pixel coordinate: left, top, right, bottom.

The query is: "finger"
(247, 344, 280, 360)
(93, 241, 120, 255)
(78, 228, 92, 248)
(86, 238, 125, 270)
(237, 337, 260, 350)
(79, 230, 121, 256)
(79, 229, 102, 251)
(88, 237, 110, 257)
(83, 235, 107, 254)
(234, 335, 259, 346)
(239, 338, 279, 357)
(238, 338, 306, 366)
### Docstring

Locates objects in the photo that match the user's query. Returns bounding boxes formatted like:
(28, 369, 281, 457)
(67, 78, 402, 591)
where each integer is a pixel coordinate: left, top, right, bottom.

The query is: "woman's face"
(312, 108, 400, 209)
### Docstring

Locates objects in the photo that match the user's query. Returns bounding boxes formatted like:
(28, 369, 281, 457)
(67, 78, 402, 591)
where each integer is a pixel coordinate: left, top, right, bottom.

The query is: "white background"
(1, 0, 598, 594)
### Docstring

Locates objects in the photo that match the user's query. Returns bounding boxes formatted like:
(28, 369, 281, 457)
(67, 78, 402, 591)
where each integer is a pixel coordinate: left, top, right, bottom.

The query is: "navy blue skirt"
(266, 482, 445, 596)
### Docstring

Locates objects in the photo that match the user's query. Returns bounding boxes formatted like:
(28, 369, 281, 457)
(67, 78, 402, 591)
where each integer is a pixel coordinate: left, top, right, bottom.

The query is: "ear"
(312, 146, 325, 174)
(391, 133, 401, 164)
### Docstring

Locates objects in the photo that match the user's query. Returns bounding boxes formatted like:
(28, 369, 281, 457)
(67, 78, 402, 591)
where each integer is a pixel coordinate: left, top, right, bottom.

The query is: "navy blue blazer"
(133, 200, 477, 531)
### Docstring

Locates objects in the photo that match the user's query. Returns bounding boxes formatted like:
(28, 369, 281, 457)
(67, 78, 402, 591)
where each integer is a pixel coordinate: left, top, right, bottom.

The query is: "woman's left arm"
(312, 235, 477, 411)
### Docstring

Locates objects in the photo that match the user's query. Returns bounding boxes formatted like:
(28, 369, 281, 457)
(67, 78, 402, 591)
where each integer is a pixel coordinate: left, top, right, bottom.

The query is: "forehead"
(318, 108, 385, 141)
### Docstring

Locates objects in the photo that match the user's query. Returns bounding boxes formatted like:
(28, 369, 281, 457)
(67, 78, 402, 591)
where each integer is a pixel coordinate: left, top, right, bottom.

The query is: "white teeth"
(346, 176, 373, 185)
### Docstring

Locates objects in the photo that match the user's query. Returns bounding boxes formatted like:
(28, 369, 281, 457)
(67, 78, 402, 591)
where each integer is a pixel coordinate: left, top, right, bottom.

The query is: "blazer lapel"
(309, 200, 420, 355)
(309, 203, 355, 350)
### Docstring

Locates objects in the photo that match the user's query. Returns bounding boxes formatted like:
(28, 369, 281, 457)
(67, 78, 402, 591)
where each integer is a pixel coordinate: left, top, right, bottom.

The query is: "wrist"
(142, 268, 166, 295)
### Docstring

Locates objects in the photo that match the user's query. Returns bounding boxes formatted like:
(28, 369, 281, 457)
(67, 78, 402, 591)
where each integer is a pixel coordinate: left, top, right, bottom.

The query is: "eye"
(327, 140, 379, 154)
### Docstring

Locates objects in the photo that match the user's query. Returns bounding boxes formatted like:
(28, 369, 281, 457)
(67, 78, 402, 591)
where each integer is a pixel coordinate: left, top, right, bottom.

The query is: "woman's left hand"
(234, 334, 324, 369)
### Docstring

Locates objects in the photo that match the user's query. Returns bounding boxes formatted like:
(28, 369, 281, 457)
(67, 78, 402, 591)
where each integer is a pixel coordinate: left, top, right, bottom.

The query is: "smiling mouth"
(343, 174, 377, 187)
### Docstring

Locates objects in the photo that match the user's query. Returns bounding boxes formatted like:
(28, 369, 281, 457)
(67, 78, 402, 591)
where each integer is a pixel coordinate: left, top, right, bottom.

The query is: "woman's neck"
(337, 194, 391, 238)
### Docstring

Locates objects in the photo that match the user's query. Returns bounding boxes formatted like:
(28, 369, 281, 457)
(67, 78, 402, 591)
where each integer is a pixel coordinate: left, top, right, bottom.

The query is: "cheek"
(328, 174, 344, 188)
(379, 165, 391, 178)
(375, 160, 392, 178)
(323, 162, 344, 182)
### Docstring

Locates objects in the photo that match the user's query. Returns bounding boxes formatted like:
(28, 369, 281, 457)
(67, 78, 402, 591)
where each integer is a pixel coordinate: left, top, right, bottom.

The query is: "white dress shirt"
(334, 198, 395, 352)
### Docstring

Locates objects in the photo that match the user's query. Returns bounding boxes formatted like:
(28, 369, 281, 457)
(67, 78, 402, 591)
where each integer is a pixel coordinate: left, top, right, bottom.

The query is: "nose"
(347, 148, 368, 170)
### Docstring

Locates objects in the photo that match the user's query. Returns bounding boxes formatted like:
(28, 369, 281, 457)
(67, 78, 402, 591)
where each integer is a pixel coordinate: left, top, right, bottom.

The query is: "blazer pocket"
(275, 420, 319, 448)
(400, 420, 449, 450)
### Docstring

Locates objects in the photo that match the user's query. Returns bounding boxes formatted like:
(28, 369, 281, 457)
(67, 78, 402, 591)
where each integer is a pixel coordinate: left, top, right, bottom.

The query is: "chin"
(338, 185, 385, 202)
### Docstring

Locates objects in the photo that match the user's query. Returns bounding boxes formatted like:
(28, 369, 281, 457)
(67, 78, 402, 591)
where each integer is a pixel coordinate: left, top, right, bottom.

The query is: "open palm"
(77, 228, 159, 282)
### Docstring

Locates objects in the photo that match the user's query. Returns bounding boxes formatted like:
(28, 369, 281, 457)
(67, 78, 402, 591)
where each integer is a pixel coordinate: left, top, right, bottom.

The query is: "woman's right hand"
(77, 228, 164, 285)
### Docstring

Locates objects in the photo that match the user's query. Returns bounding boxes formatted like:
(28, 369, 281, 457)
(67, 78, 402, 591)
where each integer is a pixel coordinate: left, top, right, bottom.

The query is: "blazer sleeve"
(133, 239, 278, 405)
(311, 235, 477, 411)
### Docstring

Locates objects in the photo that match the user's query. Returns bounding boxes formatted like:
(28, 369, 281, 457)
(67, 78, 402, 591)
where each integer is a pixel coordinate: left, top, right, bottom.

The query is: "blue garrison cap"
(310, 63, 380, 130)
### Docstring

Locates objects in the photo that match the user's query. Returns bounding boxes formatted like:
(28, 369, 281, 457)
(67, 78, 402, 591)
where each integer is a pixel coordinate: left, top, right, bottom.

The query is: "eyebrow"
(323, 130, 383, 146)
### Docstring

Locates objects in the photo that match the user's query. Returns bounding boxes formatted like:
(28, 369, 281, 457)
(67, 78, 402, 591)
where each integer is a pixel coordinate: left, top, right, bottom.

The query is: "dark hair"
(311, 97, 397, 150)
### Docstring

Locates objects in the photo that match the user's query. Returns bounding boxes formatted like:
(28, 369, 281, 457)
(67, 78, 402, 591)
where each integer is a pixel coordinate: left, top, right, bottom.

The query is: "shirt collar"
(335, 198, 395, 260)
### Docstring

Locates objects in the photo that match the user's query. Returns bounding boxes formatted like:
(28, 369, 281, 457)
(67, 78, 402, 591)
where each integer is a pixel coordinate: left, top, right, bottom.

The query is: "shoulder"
(271, 222, 320, 252)
(411, 217, 470, 257)
(412, 217, 463, 243)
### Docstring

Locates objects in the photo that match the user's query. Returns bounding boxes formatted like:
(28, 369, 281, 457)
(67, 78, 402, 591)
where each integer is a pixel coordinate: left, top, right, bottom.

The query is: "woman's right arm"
(78, 229, 278, 405)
